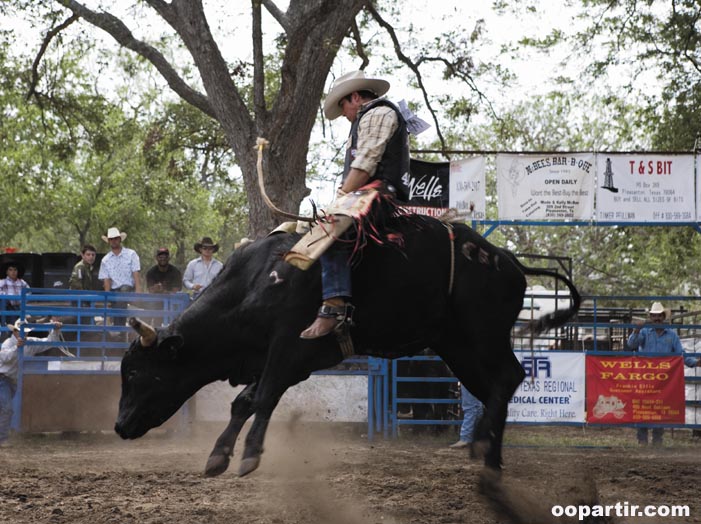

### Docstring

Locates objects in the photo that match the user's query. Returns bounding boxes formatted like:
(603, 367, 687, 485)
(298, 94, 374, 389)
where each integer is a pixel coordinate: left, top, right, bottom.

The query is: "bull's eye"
(128, 370, 138, 381)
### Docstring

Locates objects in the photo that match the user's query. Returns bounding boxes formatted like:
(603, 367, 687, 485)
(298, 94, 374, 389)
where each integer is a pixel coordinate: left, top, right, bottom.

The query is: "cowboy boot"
(300, 298, 346, 339)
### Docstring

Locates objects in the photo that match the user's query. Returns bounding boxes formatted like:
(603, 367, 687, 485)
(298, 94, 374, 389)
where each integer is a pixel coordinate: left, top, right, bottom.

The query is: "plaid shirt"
(0, 277, 29, 306)
(349, 103, 398, 178)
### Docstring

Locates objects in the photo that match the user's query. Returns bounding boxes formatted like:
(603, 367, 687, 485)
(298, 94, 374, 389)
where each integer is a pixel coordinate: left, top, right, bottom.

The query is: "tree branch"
(27, 14, 79, 102)
(415, 55, 499, 118)
(145, 0, 254, 139)
(364, 2, 449, 154)
(252, 0, 267, 121)
(261, 0, 290, 32)
(55, 0, 216, 119)
(350, 19, 370, 70)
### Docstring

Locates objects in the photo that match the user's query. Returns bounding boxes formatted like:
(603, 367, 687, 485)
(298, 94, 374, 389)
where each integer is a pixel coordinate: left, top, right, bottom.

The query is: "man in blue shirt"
(627, 302, 700, 446)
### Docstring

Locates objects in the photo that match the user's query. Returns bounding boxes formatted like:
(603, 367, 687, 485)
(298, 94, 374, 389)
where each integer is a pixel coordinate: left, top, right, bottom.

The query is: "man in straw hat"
(98, 227, 141, 329)
(627, 301, 700, 446)
(98, 227, 141, 293)
(300, 70, 411, 339)
(0, 319, 62, 445)
(183, 236, 223, 300)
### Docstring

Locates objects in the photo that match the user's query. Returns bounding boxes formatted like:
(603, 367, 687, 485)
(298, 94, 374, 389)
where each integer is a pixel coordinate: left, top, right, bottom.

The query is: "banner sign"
(496, 153, 595, 220)
(585, 355, 685, 424)
(448, 157, 485, 219)
(507, 352, 586, 423)
(403, 158, 485, 218)
(596, 154, 695, 222)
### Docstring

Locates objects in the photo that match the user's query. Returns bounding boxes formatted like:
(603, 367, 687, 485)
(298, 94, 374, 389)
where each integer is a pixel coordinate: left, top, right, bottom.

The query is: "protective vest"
(343, 98, 411, 202)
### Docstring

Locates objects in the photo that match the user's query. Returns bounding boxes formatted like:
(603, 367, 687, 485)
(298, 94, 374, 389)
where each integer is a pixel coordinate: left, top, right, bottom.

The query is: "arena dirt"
(0, 422, 699, 523)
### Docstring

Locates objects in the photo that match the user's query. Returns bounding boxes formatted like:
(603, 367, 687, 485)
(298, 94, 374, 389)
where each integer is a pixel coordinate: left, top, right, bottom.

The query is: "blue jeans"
(0, 375, 16, 442)
(459, 385, 483, 443)
(320, 242, 352, 300)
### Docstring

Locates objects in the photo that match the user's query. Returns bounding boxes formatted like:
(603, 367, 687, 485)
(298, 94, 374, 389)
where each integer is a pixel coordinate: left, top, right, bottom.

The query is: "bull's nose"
(114, 422, 126, 439)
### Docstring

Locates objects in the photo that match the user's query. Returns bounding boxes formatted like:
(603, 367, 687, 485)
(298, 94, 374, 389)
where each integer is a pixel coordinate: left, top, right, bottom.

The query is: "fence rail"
(2, 290, 701, 438)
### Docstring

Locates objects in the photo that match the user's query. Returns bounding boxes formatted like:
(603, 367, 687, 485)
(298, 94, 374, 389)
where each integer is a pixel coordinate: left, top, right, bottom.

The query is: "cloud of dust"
(256, 411, 401, 524)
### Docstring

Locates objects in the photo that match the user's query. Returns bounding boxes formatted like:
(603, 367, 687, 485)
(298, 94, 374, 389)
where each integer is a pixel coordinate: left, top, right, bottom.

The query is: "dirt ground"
(0, 423, 699, 524)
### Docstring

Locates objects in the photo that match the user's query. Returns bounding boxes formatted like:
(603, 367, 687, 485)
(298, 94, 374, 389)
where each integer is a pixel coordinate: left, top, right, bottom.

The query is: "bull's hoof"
(204, 453, 230, 477)
(238, 456, 261, 477)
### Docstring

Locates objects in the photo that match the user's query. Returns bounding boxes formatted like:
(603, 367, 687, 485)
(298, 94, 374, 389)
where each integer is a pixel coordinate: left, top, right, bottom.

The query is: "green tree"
(12, 1, 504, 237)
(0, 38, 244, 261)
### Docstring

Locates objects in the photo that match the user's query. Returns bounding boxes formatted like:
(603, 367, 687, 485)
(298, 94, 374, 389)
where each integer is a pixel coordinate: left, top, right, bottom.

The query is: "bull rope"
(256, 137, 314, 223)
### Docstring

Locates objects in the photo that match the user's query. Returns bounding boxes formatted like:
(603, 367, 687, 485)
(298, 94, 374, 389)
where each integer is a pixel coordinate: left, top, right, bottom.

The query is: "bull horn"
(256, 137, 314, 223)
(128, 317, 157, 347)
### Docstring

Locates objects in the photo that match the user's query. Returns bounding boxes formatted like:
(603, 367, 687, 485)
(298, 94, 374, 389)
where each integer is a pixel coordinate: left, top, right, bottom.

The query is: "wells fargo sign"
(585, 356, 685, 424)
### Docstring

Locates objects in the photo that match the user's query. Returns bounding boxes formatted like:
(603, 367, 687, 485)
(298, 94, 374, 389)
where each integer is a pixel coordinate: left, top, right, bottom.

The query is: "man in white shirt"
(98, 227, 141, 328)
(183, 236, 223, 299)
(0, 320, 62, 445)
(98, 227, 141, 292)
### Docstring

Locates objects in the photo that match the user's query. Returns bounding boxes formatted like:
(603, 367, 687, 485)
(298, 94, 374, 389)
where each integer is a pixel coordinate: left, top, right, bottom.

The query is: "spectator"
(98, 227, 141, 328)
(0, 262, 30, 327)
(146, 248, 182, 294)
(0, 319, 62, 446)
(449, 385, 484, 451)
(183, 237, 223, 299)
(69, 244, 102, 291)
(627, 301, 701, 446)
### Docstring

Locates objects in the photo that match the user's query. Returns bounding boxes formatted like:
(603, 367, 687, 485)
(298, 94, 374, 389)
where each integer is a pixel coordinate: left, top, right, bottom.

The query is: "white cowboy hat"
(323, 70, 390, 120)
(7, 319, 32, 333)
(101, 227, 127, 243)
(648, 302, 669, 319)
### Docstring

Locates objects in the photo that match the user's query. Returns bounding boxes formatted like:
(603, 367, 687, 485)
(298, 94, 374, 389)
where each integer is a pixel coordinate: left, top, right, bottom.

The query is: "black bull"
(114, 217, 580, 477)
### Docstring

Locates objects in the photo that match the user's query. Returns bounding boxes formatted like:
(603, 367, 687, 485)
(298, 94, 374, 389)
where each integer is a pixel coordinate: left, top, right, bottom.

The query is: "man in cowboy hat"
(183, 237, 223, 300)
(0, 319, 62, 445)
(300, 70, 411, 339)
(98, 227, 141, 329)
(98, 227, 142, 293)
(627, 301, 700, 446)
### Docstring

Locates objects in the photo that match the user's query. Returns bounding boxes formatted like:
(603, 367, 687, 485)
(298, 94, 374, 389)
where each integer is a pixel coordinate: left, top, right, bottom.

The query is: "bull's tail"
(509, 255, 581, 336)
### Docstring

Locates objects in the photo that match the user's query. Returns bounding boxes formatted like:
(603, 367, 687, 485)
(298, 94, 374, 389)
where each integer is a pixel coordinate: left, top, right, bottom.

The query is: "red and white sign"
(586, 355, 685, 424)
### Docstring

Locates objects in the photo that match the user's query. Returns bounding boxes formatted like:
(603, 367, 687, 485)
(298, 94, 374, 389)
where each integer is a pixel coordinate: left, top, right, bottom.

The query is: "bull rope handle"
(256, 137, 314, 223)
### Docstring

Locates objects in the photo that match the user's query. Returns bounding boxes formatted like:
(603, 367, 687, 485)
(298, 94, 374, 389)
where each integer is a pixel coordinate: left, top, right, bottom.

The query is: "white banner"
(496, 154, 595, 220)
(449, 157, 485, 219)
(596, 154, 695, 222)
(507, 352, 585, 423)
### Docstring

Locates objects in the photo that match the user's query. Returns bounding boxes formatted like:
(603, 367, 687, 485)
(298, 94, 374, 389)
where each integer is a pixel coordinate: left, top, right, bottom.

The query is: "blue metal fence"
(3, 290, 701, 438)
(0, 288, 388, 439)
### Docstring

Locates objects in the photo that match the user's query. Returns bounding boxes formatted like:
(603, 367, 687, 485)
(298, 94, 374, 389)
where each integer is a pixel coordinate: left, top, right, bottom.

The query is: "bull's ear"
(158, 334, 184, 357)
